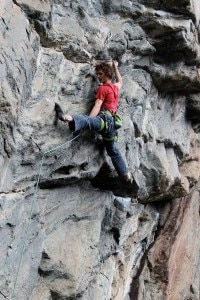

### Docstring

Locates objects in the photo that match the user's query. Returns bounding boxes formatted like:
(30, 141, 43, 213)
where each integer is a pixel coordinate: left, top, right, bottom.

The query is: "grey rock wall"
(0, 0, 200, 299)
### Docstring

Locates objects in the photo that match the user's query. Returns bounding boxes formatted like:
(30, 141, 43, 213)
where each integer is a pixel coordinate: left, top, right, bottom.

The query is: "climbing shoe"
(122, 172, 132, 184)
(54, 103, 66, 122)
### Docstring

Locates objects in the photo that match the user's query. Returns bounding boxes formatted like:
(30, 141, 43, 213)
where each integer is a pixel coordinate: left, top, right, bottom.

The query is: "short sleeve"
(95, 86, 106, 101)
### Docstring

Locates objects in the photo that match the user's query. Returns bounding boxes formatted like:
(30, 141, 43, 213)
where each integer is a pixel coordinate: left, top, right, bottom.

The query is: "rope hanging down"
(10, 133, 80, 300)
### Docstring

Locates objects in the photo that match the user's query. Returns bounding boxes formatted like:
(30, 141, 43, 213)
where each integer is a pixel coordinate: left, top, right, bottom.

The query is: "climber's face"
(96, 70, 109, 84)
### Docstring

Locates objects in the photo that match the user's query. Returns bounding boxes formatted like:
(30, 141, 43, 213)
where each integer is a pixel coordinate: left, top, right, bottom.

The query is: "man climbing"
(55, 60, 131, 182)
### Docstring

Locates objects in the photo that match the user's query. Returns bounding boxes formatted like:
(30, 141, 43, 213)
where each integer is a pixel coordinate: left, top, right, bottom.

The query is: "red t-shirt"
(95, 83, 119, 113)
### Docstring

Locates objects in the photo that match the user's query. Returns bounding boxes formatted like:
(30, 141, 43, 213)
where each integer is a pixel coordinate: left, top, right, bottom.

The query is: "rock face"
(0, 0, 200, 299)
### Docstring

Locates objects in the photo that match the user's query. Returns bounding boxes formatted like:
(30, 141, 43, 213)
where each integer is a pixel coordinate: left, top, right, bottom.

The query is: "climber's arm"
(113, 60, 122, 90)
(89, 98, 103, 117)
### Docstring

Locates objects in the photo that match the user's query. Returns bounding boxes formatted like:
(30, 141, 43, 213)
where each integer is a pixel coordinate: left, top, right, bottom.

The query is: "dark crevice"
(38, 268, 70, 280)
(54, 165, 75, 175)
(91, 164, 139, 197)
(129, 237, 151, 299)
(12, 0, 20, 7)
(110, 227, 120, 244)
(41, 251, 50, 260)
(6, 222, 15, 228)
(39, 175, 91, 189)
(50, 290, 83, 300)
(62, 214, 92, 223)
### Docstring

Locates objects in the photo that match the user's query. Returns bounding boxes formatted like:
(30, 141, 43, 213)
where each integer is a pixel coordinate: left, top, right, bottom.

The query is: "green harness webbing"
(97, 117, 105, 132)
(97, 110, 118, 142)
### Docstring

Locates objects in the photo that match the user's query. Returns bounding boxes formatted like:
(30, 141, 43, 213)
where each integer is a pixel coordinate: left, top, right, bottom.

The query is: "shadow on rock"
(90, 164, 139, 197)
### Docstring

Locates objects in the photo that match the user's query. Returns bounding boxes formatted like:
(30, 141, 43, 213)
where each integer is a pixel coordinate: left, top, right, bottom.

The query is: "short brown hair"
(95, 62, 113, 79)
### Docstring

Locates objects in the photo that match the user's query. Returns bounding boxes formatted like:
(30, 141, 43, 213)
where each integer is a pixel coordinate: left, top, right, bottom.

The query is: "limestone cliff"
(0, 0, 200, 299)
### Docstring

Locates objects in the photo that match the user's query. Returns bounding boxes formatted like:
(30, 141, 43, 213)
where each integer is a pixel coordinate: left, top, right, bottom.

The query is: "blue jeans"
(69, 114, 128, 177)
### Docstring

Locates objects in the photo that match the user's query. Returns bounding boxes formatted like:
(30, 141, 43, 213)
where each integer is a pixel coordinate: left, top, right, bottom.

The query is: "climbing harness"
(97, 109, 122, 142)
(100, 109, 123, 129)
(9, 133, 80, 300)
(113, 113, 123, 129)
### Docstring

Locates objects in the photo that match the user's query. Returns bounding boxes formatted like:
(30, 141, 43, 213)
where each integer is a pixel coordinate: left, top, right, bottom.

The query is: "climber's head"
(95, 62, 113, 83)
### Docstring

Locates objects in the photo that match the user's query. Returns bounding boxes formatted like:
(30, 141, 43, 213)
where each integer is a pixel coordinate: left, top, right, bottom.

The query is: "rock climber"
(54, 60, 131, 182)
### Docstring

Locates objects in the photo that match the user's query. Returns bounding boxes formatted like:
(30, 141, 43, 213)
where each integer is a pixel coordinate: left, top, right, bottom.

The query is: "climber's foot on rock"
(54, 103, 66, 122)
(121, 172, 133, 184)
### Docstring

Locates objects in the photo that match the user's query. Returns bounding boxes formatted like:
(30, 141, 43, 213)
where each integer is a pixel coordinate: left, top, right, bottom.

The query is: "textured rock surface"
(0, 0, 200, 299)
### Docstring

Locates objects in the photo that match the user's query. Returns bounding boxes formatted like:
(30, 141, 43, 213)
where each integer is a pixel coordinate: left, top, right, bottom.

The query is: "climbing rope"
(10, 133, 80, 300)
